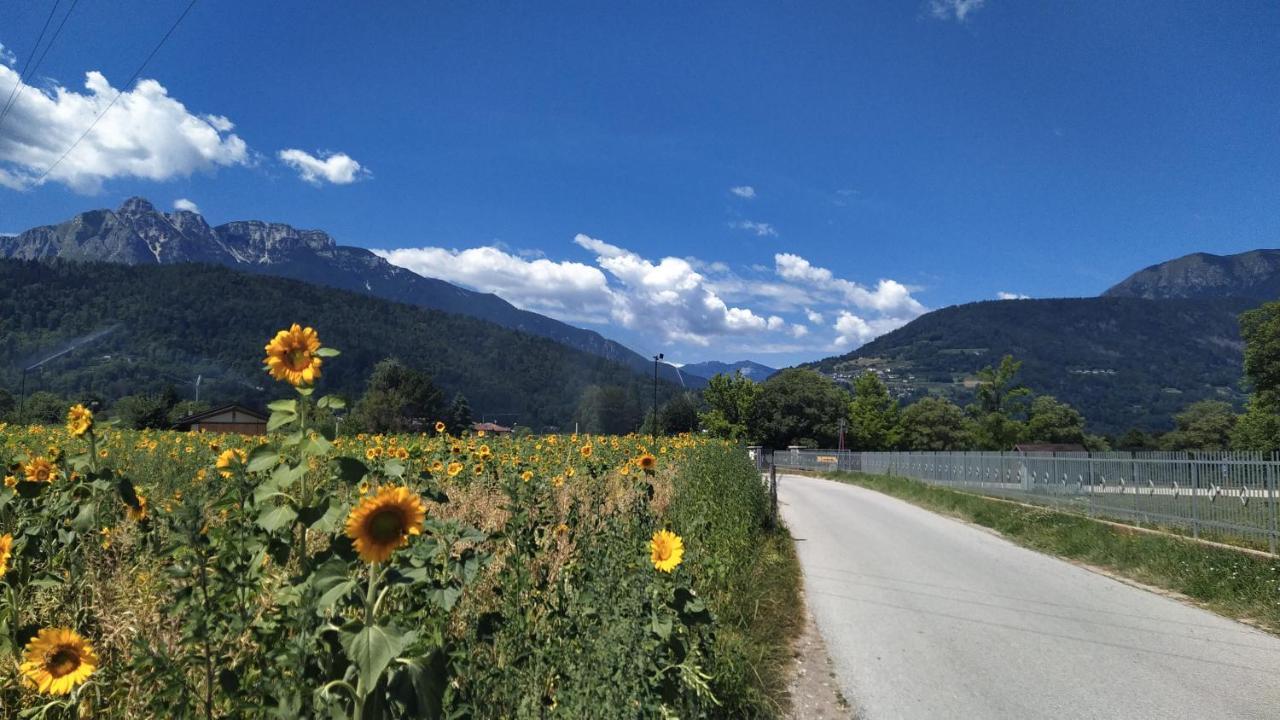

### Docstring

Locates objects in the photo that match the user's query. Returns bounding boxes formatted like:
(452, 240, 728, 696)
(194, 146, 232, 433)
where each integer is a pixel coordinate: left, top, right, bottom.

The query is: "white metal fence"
(771, 449, 1280, 553)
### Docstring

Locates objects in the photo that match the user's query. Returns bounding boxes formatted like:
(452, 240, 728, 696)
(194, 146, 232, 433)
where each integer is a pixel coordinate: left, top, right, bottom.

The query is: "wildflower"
(23, 457, 58, 484)
(20, 628, 98, 696)
(66, 404, 93, 437)
(345, 486, 427, 563)
(649, 530, 684, 573)
(263, 324, 323, 386)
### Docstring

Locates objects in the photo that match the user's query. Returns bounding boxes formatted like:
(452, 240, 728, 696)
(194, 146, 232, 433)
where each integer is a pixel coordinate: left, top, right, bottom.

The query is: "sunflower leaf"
(333, 457, 368, 485)
(267, 399, 298, 414)
(258, 504, 298, 532)
(247, 447, 280, 473)
(314, 347, 341, 358)
(341, 622, 415, 692)
(267, 411, 297, 432)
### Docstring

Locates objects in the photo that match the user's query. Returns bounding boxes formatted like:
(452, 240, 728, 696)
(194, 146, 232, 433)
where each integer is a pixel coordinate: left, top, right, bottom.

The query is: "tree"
(1161, 400, 1237, 451)
(847, 372, 901, 450)
(348, 358, 444, 434)
(659, 392, 701, 434)
(750, 369, 849, 448)
(1116, 428, 1157, 451)
(968, 355, 1031, 450)
(1232, 304, 1280, 452)
(447, 393, 473, 435)
(575, 385, 641, 435)
(18, 391, 68, 424)
(897, 396, 974, 450)
(698, 372, 760, 441)
(1024, 395, 1086, 445)
(0, 387, 14, 419)
(112, 393, 173, 429)
(168, 400, 210, 425)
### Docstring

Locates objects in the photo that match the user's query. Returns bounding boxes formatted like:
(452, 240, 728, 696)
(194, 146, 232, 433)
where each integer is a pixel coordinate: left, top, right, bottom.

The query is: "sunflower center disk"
(367, 510, 405, 543)
(284, 348, 310, 371)
(46, 648, 81, 678)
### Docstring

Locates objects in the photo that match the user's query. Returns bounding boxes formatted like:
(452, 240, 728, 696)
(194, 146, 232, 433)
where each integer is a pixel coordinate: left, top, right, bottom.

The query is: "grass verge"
(822, 470, 1280, 634)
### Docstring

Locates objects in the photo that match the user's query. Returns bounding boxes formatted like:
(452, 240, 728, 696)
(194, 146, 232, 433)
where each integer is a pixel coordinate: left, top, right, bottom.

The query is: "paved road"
(779, 473, 1280, 720)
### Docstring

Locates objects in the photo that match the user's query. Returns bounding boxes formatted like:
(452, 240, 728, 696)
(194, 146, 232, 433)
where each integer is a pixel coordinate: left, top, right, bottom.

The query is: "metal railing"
(773, 449, 1280, 553)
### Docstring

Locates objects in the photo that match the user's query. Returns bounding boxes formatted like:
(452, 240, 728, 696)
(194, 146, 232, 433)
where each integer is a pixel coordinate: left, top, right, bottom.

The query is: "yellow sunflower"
(263, 324, 323, 386)
(23, 457, 58, 484)
(126, 494, 149, 522)
(579, 444, 592, 459)
(434, 421, 447, 433)
(3, 474, 15, 488)
(446, 462, 463, 477)
(216, 448, 247, 478)
(637, 453, 657, 473)
(0, 533, 12, 578)
(344, 486, 427, 563)
(66, 404, 93, 437)
(649, 529, 684, 573)
(19, 628, 98, 696)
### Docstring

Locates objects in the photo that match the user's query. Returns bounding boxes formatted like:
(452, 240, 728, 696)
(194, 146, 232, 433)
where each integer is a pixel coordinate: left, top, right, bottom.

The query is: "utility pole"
(838, 417, 846, 452)
(652, 353, 663, 444)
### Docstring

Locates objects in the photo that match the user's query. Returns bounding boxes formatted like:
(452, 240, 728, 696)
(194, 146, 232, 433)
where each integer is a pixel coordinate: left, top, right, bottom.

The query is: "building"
(172, 403, 269, 435)
(471, 421, 513, 435)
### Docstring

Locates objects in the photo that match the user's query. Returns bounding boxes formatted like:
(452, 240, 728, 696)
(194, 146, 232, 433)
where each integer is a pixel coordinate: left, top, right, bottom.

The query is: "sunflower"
(579, 444, 592, 459)
(434, 421, 447, 433)
(0, 533, 12, 578)
(216, 448, 247, 478)
(649, 529, 684, 573)
(344, 486, 427, 563)
(23, 457, 58, 484)
(520, 470, 534, 482)
(263, 324, 323, 386)
(3, 474, 15, 488)
(126, 494, 149, 522)
(66, 404, 93, 437)
(447, 462, 463, 477)
(19, 628, 98, 696)
(637, 453, 657, 473)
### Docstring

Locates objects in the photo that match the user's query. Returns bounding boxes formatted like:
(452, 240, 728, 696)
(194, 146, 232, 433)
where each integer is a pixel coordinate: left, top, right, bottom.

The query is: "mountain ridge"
(1104, 248, 1280, 300)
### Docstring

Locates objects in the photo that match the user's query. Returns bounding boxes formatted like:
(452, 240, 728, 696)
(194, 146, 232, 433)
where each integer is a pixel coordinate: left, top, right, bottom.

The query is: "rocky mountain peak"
(117, 197, 157, 216)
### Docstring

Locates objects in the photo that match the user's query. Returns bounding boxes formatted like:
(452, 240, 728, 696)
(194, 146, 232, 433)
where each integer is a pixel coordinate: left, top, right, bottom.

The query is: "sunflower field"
(0, 326, 797, 719)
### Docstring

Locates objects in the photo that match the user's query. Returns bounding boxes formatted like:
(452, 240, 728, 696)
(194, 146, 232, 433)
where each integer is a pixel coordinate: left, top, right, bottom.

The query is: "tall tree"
(348, 358, 444, 434)
(968, 355, 1031, 450)
(897, 396, 974, 450)
(1233, 303, 1280, 451)
(574, 385, 641, 435)
(447, 393, 473, 435)
(1162, 400, 1237, 451)
(1024, 395, 1086, 445)
(698, 371, 760, 441)
(750, 368, 849, 448)
(659, 392, 701, 434)
(847, 372, 900, 450)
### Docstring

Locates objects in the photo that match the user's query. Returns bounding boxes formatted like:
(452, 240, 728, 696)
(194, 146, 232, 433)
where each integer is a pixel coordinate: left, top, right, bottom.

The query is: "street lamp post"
(652, 353, 663, 444)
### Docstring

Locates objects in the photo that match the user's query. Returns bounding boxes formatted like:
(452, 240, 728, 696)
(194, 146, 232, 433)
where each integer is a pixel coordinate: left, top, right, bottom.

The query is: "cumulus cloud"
(775, 253, 926, 319)
(0, 63, 249, 192)
(375, 245, 613, 324)
(277, 149, 368, 185)
(805, 308, 825, 325)
(0, 43, 15, 68)
(173, 198, 200, 213)
(997, 291, 1029, 300)
(730, 220, 777, 237)
(729, 185, 756, 199)
(928, 0, 986, 22)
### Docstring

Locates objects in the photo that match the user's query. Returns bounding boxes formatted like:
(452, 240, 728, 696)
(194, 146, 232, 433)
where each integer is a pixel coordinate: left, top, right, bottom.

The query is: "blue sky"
(2, 1, 1279, 367)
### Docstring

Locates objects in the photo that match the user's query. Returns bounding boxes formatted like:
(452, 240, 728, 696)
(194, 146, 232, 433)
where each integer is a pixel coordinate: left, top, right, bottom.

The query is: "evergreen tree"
(447, 393, 473, 434)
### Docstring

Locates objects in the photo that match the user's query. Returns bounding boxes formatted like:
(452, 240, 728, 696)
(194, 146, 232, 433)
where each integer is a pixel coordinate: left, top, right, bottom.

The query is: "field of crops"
(0, 327, 793, 719)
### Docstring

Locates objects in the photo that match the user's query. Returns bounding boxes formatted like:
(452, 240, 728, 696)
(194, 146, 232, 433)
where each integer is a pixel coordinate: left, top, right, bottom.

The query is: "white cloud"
(928, 0, 986, 22)
(0, 43, 15, 68)
(805, 308, 825, 325)
(997, 291, 1029, 300)
(0, 64, 249, 192)
(775, 253, 926, 319)
(832, 311, 907, 349)
(374, 245, 614, 324)
(277, 149, 368, 186)
(730, 220, 777, 237)
(729, 185, 756, 199)
(173, 198, 200, 213)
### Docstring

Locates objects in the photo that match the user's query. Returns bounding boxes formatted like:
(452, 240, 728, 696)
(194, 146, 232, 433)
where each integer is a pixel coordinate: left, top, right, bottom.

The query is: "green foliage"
(698, 371, 760, 442)
(112, 392, 175, 430)
(1232, 397, 1280, 452)
(574, 384, 642, 434)
(1161, 399, 1237, 451)
(0, 259, 679, 430)
(1233, 303, 1280, 452)
(749, 369, 848, 448)
(445, 393, 472, 435)
(660, 392, 702, 434)
(846, 372, 900, 450)
(1024, 395, 1086, 445)
(347, 358, 445, 434)
(967, 355, 1030, 450)
(896, 396, 974, 450)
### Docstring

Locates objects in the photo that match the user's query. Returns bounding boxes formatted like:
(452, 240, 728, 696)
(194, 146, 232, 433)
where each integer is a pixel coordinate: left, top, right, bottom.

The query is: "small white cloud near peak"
(173, 198, 200, 214)
(928, 0, 986, 22)
(730, 220, 777, 237)
(729, 185, 756, 199)
(277, 149, 369, 186)
(997, 291, 1030, 300)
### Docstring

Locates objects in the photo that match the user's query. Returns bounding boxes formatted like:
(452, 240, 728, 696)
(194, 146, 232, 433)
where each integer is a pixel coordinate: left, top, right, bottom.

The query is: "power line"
(0, 0, 82, 132)
(28, 0, 199, 188)
(0, 0, 61, 130)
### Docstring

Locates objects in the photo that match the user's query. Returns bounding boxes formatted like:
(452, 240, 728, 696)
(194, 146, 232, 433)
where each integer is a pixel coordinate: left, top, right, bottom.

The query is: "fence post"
(1268, 458, 1278, 556)
(1132, 456, 1140, 525)
(1191, 456, 1200, 540)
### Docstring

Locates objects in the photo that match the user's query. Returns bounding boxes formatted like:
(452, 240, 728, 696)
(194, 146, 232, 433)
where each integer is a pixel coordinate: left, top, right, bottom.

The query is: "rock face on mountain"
(1, 198, 699, 387)
(1104, 249, 1280, 300)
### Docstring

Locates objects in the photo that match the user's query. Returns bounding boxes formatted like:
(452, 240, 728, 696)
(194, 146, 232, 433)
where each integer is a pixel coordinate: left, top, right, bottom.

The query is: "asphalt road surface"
(779, 473, 1280, 720)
